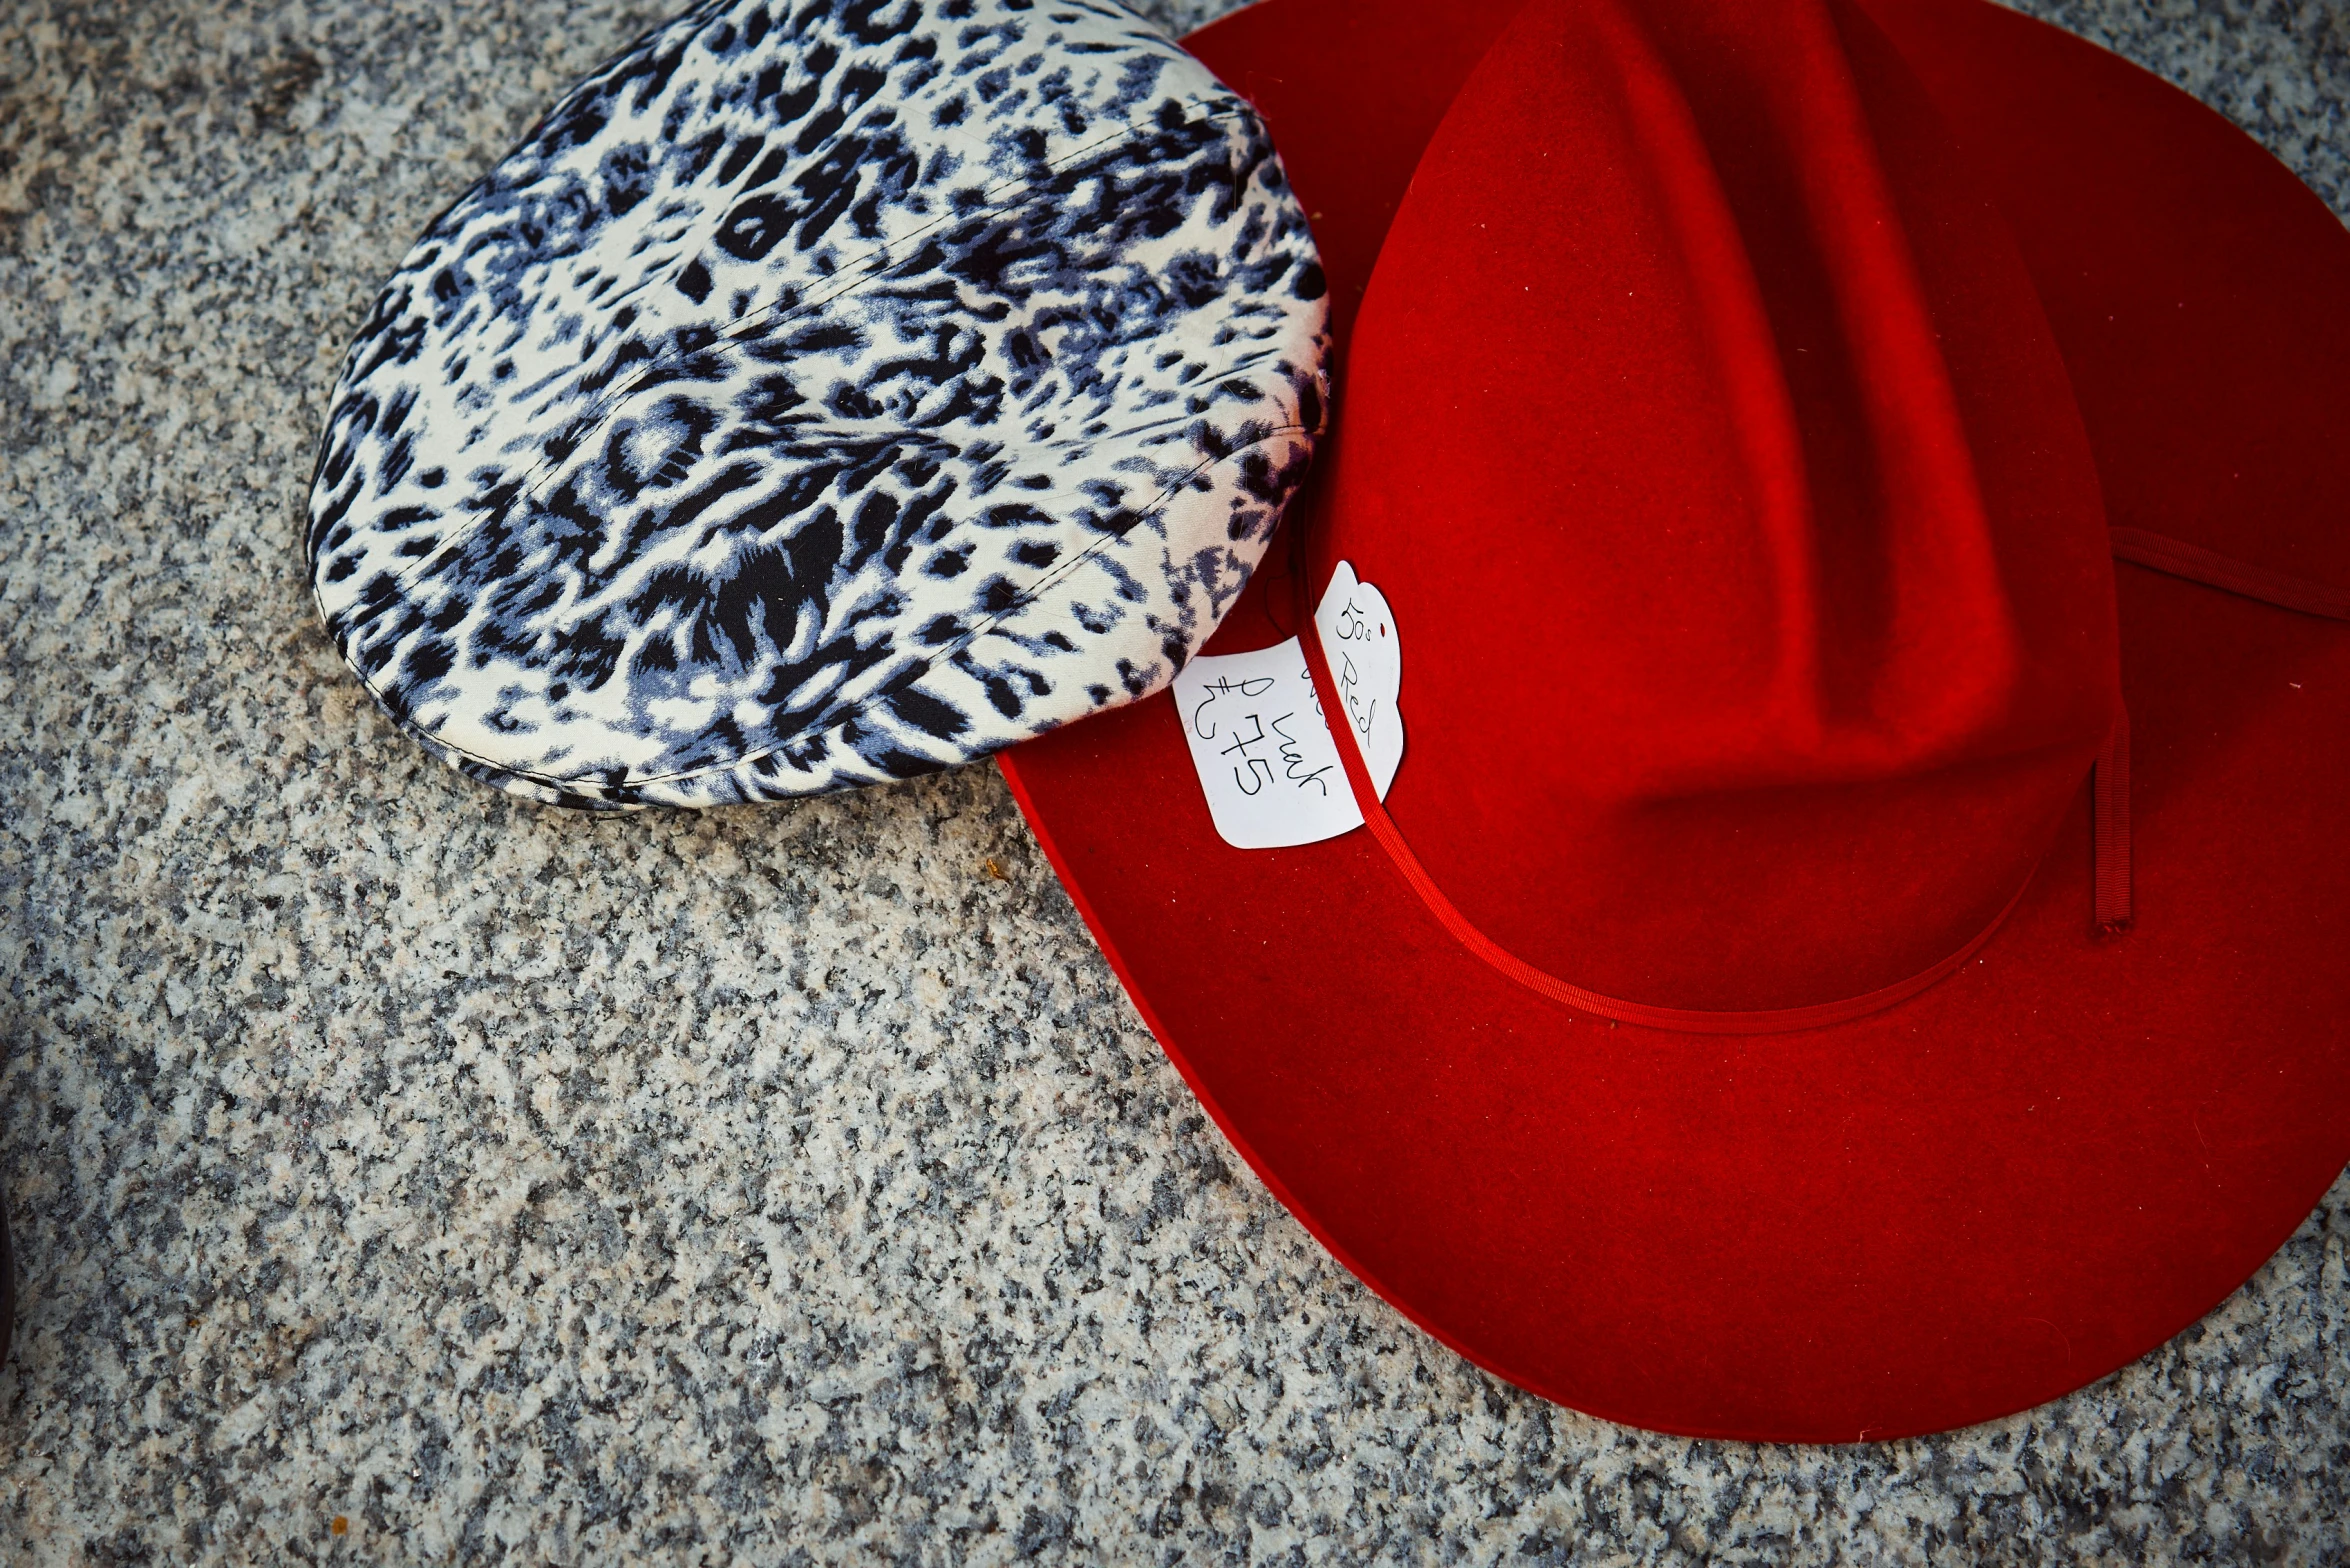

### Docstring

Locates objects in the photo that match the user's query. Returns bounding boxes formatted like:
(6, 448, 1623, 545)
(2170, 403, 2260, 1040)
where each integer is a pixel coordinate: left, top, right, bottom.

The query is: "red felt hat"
(1000, 0, 2350, 1441)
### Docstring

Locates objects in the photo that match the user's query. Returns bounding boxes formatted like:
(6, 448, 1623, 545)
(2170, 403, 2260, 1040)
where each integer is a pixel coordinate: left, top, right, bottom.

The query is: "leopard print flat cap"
(306, 0, 1329, 810)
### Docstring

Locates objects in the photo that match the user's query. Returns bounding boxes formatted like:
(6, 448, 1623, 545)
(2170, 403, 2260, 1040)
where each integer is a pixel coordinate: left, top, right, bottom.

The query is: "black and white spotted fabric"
(307, 0, 1328, 810)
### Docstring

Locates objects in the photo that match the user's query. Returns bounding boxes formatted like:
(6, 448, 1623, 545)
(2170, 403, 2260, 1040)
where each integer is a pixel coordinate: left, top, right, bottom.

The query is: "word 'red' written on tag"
(1171, 561, 1404, 850)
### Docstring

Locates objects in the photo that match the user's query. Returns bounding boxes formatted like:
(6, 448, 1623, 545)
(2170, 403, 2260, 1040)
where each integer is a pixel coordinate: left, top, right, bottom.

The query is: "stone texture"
(0, 0, 2344, 1562)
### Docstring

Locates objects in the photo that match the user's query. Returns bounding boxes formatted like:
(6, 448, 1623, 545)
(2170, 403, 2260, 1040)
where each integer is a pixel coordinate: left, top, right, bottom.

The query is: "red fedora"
(1001, 0, 2350, 1441)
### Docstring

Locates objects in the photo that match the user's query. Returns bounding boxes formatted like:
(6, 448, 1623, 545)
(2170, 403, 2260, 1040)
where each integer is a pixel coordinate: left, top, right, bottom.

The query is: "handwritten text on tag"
(1313, 560, 1404, 794)
(1173, 639, 1358, 849)
(1173, 561, 1405, 850)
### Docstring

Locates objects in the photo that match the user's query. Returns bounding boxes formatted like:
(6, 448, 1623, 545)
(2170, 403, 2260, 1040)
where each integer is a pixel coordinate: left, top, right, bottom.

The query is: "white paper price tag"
(1312, 560, 1404, 792)
(1173, 638, 1355, 849)
(1172, 561, 1405, 850)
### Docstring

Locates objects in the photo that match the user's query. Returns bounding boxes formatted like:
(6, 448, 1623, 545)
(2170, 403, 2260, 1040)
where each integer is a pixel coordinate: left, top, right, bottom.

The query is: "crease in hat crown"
(1300, 0, 2120, 1012)
(307, 0, 1330, 810)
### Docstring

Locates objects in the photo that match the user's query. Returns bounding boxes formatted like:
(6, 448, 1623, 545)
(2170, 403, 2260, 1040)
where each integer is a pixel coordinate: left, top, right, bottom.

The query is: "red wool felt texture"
(999, 0, 2350, 1441)
(1304, 0, 2116, 1012)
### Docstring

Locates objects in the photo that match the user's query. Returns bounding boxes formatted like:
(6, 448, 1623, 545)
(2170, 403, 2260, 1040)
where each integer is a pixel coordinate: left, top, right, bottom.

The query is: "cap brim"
(999, 0, 2350, 1441)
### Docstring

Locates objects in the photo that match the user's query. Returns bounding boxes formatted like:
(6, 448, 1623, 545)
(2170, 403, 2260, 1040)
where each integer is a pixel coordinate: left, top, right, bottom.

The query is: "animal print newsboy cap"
(305, 0, 1329, 810)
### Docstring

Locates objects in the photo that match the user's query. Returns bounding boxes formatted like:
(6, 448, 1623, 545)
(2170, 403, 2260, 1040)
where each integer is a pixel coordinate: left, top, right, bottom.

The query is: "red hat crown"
(1312, 0, 2122, 1010)
(1003, 0, 2350, 1442)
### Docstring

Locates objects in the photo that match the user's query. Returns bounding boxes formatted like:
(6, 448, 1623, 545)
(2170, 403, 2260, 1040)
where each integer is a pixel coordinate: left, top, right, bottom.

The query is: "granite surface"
(1, 0, 2346, 1561)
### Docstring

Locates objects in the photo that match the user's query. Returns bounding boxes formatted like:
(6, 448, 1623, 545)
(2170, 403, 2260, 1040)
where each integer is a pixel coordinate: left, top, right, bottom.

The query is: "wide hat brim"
(1001, 0, 2350, 1442)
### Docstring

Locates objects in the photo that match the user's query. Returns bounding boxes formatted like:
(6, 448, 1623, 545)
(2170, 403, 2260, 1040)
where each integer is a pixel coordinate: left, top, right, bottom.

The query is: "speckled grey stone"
(0, 0, 2344, 1562)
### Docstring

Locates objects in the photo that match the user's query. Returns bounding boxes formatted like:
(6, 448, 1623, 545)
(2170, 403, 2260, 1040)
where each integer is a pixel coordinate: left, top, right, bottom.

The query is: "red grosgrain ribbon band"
(1295, 612, 2032, 1035)
(1295, 529, 2344, 1035)
(2112, 527, 2350, 620)
(2093, 530, 2350, 935)
(2092, 706, 2134, 935)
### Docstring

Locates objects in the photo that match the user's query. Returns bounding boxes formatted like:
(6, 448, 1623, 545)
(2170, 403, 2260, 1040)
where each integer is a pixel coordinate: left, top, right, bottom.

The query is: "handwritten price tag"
(1173, 639, 1355, 848)
(1172, 561, 1404, 850)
